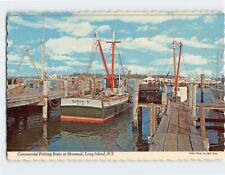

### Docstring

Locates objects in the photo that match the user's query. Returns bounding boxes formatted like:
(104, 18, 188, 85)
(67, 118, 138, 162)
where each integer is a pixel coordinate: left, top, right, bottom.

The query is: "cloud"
(7, 53, 22, 62)
(150, 34, 215, 49)
(45, 36, 94, 54)
(182, 54, 208, 65)
(74, 12, 201, 24)
(97, 25, 111, 32)
(48, 66, 72, 71)
(137, 25, 149, 32)
(153, 54, 208, 65)
(121, 37, 170, 52)
(215, 38, 224, 46)
(48, 55, 75, 61)
(137, 25, 157, 32)
(203, 16, 216, 24)
(8, 15, 95, 37)
(121, 34, 215, 53)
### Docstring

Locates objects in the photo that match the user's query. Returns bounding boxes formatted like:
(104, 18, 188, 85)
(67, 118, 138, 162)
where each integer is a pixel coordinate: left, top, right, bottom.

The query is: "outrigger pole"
(95, 32, 112, 90)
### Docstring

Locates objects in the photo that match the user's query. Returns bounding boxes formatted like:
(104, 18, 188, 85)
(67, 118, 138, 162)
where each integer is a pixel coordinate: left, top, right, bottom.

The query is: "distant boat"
(60, 31, 129, 123)
(209, 84, 224, 105)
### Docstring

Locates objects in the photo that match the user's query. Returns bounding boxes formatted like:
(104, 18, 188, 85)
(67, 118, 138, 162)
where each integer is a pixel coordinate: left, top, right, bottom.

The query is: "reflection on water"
(7, 87, 224, 151)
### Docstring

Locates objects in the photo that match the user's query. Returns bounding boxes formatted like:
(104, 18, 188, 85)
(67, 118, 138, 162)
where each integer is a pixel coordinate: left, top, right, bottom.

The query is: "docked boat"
(209, 84, 224, 105)
(61, 31, 129, 123)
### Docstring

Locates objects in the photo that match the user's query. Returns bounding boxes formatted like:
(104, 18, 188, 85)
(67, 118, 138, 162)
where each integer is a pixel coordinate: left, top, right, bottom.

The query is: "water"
(7, 86, 224, 151)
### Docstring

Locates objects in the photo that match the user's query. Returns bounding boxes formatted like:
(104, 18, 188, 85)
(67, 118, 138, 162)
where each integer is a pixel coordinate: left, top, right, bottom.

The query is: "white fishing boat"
(61, 31, 129, 123)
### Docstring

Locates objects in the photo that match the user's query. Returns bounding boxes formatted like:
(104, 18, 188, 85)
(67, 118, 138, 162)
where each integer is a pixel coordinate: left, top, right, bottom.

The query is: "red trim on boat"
(61, 115, 114, 124)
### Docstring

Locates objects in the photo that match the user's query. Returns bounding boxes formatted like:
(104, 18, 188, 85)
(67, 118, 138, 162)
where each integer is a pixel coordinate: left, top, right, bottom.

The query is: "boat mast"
(41, 16, 45, 81)
(106, 31, 120, 92)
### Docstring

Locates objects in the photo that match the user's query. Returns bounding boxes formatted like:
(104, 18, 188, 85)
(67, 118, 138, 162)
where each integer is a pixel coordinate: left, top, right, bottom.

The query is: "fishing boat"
(209, 83, 224, 105)
(60, 32, 129, 123)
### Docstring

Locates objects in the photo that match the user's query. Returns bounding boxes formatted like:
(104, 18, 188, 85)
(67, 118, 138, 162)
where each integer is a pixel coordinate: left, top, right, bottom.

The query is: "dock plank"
(149, 102, 206, 152)
(149, 133, 166, 151)
(164, 133, 177, 151)
(167, 109, 178, 134)
(156, 113, 171, 134)
(190, 134, 206, 151)
(178, 110, 190, 134)
(178, 134, 192, 151)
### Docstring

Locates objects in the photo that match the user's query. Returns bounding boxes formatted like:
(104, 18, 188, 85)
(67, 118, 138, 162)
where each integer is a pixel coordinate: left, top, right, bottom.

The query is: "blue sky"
(7, 12, 224, 78)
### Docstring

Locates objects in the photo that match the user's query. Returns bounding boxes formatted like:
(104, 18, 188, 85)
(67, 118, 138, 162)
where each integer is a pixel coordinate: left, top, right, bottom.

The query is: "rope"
(48, 99, 61, 110)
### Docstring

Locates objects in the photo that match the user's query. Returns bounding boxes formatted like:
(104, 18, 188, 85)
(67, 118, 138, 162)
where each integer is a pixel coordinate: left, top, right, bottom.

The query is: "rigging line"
(117, 47, 128, 74)
(117, 48, 125, 76)
(14, 52, 26, 76)
(86, 39, 97, 74)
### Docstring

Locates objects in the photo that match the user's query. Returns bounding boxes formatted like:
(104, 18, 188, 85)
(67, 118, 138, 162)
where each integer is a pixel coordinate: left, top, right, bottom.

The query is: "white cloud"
(150, 34, 215, 49)
(153, 54, 208, 65)
(215, 38, 224, 46)
(182, 54, 208, 65)
(64, 60, 88, 66)
(7, 54, 22, 62)
(74, 12, 201, 24)
(137, 25, 157, 32)
(48, 55, 74, 61)
(137, 25, 149, 32)
(97, 25, 111, 32)
(48, 66, 72, 71)
(7, 40, 13, 47)
(46, 36, 94, 54)
(203, 16, 216, 24)
(122, 37, 170, 52)
(8, 16, 95, 37)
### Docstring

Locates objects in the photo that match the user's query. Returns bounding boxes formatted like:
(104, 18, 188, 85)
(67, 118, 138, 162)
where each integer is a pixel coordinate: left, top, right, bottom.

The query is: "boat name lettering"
(72, 99, 90, 104)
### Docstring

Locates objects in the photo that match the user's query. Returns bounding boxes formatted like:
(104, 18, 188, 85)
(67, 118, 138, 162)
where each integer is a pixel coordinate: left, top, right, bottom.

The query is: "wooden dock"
(149, 102, 207, 151)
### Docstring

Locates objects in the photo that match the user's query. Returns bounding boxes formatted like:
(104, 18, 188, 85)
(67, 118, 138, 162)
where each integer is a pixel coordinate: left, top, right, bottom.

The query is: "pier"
(7, 78, 93, 121)
(149, 102, 206, 151)
(132, 77, 225, 152)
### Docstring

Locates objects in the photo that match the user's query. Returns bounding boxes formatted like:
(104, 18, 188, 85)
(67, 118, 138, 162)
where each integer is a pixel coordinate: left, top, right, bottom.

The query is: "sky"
(6, 12, 224, 78)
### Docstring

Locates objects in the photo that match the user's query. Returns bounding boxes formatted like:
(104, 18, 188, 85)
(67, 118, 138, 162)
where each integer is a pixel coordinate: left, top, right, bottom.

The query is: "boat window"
(29, 83, 34, 88)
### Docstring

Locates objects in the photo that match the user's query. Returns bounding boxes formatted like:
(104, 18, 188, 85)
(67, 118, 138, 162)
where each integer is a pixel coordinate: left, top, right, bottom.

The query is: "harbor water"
(7, 86, 224, 151)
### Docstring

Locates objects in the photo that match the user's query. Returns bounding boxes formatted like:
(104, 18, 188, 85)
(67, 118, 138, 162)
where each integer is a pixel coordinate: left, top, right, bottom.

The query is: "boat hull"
(60, 96, 129, 123)
(209, 86, 224, 112)
(209, 86, 224, 104)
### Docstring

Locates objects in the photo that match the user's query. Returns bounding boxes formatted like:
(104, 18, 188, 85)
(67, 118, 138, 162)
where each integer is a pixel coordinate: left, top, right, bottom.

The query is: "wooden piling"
(187, 84, 192, 107)
(191, 84, 197, 123)
(161, 85, 167, 112)
(64, 80, 68, 97)
(199, 105, 209, 150)
(150, 103, 156, 137)
(138, 107, 142, 135)
(132, 80, 139, 128)
(42, 81, 49, 122)
(199, 105, 206, 140)
(200, 74, 205, 103)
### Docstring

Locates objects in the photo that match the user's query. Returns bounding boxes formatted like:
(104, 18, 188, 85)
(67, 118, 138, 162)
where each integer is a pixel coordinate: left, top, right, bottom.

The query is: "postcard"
(6, 11, 224, 160)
